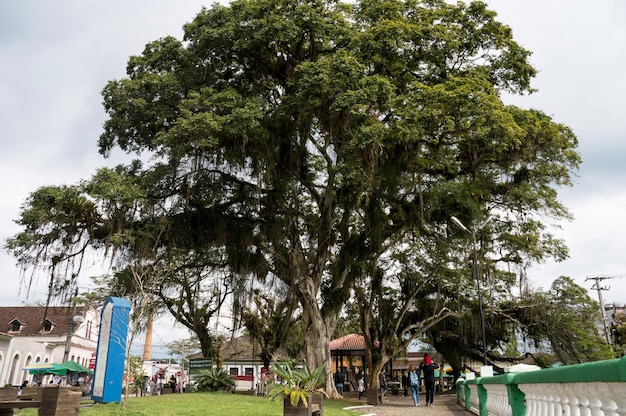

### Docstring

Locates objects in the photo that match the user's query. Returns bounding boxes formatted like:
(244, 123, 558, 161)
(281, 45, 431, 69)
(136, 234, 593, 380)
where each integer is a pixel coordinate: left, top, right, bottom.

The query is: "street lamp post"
(451, 216, 491, 367)
(63, 314, 85, 362)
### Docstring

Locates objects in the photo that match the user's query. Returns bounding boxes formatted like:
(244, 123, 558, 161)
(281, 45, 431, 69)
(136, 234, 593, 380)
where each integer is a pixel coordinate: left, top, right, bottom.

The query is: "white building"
(0, 306, 99, 386)
(188, 335, 282, 392)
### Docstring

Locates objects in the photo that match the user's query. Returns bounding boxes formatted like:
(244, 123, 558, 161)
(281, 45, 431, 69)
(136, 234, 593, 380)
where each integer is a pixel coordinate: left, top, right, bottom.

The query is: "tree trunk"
(365, 358, 388, 406)
(366, 352, 389, 391)
(143, 309, 153, 360)
(300, 284, 339, 398)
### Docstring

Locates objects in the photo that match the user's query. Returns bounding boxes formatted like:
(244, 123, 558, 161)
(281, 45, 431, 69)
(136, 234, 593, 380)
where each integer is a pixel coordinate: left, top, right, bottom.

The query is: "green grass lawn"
(15, 392, 360, 416)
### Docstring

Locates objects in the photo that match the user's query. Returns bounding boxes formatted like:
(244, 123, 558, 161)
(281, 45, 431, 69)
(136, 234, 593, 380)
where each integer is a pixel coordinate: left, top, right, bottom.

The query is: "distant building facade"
(187, 335, 290, 392)
(0, 306, 99, 386)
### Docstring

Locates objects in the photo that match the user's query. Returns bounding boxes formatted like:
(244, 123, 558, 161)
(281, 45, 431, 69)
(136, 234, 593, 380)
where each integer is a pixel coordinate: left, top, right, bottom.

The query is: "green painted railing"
(456, 356, 626, 416)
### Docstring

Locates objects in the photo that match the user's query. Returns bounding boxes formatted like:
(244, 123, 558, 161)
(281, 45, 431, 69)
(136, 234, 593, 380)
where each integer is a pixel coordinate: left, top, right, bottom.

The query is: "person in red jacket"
(419, 353, 439, 407)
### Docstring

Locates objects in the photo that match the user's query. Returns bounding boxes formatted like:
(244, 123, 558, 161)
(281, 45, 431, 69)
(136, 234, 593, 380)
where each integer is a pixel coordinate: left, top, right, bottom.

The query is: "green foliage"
(282, 318, 305, 360)
(613, 322, 626, 356)
(532, 353, 557, 369)
(514, 277, 614, 364)
(126, 355, 146, 395)
(502, 335, 522, 359)
(333, 301, 361, 339)
(242, 290, 301, 368)
(194, 368, 236, 392)
(268, 360, 327, 407)
(166, 337, 201, 369)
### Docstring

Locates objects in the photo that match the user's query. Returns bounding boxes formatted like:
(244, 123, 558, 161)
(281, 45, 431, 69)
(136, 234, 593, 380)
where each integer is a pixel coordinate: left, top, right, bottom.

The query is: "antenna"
(585, 275, 620, 345)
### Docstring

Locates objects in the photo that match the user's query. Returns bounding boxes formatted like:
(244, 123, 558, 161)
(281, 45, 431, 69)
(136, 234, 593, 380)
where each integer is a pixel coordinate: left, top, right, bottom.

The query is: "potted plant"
(268, 360, 326, 416)
(160, 383, 173, 394)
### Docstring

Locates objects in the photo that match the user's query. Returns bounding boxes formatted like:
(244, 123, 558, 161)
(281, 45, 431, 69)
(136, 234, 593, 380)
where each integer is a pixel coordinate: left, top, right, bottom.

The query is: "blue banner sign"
(91, 297, 131, 403)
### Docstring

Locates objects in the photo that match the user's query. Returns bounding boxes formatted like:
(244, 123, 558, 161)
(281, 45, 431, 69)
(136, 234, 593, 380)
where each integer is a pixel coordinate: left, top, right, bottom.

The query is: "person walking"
(408, 364, 420, 406)
(379, 372, 388, 393)
(419, 353, 440, 406)
(334, 370, 346, 396)
(401, 370, 409, 399)
(358, 376, 365, 399)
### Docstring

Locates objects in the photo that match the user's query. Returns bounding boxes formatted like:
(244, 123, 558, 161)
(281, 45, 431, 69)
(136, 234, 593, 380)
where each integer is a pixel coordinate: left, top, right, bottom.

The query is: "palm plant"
(268, 360, 327, 407)
(194, 367, 236, 392)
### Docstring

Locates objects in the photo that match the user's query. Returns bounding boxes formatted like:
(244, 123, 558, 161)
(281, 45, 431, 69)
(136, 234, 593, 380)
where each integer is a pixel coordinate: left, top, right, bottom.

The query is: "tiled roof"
(220, 335, 255, 361)
(0, 306, 84, 337)
(329, 334, 365, 351)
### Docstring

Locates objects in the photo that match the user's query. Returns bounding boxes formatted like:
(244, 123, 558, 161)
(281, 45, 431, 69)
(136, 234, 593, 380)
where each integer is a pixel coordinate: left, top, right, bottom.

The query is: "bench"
(0, 386, 81, 416)
(0, 390, 16, 402)
(0, 400, 42, 416)
(309, 393, 323, 416)
(19, 387, 43, 401)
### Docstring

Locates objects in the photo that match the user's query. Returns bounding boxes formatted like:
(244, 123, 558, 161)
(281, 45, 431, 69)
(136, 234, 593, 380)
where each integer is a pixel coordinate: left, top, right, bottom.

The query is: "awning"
(59, 360, 93, 374)
(23, 363, 55, 371)
(23, 362, 67, 375)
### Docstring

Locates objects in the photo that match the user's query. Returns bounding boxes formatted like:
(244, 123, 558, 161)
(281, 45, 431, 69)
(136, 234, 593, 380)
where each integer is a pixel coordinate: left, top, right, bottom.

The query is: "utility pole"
(585, 276, 615, 345)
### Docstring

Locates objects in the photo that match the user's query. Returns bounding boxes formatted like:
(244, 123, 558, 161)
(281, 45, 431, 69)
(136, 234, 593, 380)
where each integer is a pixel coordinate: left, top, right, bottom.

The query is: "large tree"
(6, 0, 579, 395)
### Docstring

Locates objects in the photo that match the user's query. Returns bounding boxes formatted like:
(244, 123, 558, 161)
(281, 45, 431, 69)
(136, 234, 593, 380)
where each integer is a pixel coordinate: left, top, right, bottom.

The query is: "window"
(244, 367, 254, 376)
(9, 319, 22, 333)
(42, 319, 53, 332)
(229, 368, 239, 376)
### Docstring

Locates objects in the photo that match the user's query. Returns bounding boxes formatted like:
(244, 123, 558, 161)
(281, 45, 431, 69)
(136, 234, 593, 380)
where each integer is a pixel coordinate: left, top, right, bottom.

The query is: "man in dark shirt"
(334, 370, 346, 395)
(419, 353, 439, 406)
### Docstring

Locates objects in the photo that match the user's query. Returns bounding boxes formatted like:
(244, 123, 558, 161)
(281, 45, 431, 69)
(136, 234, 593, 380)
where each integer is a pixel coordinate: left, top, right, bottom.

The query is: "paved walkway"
(342, 391, 470, 416)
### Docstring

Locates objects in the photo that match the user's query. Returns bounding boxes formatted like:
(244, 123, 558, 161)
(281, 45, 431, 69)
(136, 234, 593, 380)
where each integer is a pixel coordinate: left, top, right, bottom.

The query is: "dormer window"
(9, 319, 24, 333)
(42, 319, 54, 332)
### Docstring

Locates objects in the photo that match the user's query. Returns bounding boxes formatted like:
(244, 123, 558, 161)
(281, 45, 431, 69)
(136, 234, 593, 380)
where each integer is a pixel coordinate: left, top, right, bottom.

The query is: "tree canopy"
(6, 0, 581, 393)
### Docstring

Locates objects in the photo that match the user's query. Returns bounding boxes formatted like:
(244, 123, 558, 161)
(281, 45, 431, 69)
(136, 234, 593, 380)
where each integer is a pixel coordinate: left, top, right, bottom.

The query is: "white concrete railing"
(467, 383, 480, 415)
(520, 382, 626, 416)
(457, 356, 626, 416)
(482, 383, 512, 416)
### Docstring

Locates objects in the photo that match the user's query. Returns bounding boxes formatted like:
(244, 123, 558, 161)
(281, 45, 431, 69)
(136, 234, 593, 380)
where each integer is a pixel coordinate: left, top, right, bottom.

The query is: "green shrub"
(194, 368, 236, 392)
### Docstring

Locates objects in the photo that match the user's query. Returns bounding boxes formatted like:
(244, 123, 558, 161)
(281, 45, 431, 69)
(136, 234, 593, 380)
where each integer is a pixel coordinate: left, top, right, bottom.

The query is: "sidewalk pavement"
(342, 391, 470, 416)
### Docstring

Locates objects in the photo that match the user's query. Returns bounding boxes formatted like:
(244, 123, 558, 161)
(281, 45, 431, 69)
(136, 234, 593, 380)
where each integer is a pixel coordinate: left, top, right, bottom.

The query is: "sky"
(1, 0, 625, 356)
